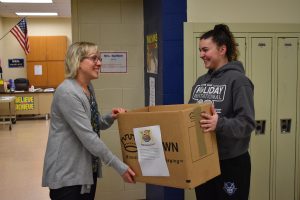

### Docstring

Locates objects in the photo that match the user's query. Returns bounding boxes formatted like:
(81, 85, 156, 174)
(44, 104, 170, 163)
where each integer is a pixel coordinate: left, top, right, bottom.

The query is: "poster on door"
(146, 33, 158, 74)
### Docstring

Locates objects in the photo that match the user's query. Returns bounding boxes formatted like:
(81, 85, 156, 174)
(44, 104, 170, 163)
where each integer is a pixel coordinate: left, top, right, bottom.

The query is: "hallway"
(0, 120, 49, 200)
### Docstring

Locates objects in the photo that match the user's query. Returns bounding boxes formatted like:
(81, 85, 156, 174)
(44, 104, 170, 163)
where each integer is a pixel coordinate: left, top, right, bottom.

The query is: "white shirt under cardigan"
(42, 78, 128, 193)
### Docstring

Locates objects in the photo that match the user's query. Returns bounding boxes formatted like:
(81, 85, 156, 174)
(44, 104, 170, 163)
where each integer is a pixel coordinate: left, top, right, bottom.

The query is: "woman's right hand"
(200, 104, 218, 132)
(122, 167, 136, 183)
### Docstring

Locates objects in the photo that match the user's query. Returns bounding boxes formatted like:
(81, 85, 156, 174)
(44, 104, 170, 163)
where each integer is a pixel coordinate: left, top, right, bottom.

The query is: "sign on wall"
(100, 52, 127, 73)
(149, 77, 155, 106)
(15, 96, 34, 111)
(8, 58, 24, 68)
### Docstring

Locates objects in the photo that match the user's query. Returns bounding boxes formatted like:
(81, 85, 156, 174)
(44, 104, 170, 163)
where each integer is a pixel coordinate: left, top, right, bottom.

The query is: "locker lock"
(255, 120, 266, 135)
(280, 119, 291, 133)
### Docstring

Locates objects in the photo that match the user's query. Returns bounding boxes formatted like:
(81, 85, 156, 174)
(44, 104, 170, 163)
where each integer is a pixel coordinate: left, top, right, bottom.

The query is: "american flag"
(10, 18, 30, 55)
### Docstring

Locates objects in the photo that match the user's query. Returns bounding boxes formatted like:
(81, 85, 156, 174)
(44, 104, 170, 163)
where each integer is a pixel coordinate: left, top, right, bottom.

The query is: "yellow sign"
(15, 96, 34, 110)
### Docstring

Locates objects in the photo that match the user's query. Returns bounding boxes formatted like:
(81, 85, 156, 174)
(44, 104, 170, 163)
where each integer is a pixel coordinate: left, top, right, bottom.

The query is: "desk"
(0, 91, 54, 119)
(0, 96, 16, 130)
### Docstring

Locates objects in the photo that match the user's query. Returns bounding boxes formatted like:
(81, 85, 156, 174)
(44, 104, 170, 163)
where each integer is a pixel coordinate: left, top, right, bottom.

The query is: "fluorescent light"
(16, 12, 58, 16)
(0, 0, 52, 3)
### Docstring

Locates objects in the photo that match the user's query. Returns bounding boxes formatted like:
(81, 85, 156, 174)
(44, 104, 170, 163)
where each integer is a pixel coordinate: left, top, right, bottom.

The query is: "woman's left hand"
(111, 108, 127, 119)
(122, 167, 136, 183)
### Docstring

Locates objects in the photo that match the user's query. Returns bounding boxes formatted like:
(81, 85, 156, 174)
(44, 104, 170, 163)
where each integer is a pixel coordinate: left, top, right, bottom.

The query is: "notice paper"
(34, 65, 43, 75)
(149, 77, 155, 106)
(133, 125, 170, 176)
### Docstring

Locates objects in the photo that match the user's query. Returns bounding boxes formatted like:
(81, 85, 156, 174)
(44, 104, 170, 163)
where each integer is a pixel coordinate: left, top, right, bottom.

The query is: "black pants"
(195, 152, 251, 200)
(49, 173, 98, 200)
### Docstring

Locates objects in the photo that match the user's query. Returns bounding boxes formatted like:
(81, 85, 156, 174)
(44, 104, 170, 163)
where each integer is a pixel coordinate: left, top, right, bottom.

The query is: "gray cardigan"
(42, 78, 128, 190)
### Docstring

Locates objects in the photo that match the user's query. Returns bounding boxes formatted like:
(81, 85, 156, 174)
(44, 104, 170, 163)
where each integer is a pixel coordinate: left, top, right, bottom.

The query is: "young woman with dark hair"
(189, 24, 255, 200)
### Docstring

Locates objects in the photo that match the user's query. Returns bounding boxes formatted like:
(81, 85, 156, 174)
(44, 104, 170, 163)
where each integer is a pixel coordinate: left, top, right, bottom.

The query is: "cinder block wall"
(71, 0, 145, 199)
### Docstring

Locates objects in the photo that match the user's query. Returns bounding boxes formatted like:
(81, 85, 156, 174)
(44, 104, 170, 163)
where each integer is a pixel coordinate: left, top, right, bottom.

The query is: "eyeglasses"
(83, 55, 102, 63)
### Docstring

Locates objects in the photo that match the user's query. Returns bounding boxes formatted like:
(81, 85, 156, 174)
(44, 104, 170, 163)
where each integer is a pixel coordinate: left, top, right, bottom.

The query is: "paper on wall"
(34, 65, 42, 75)
(133, 125, 170, 176)
(149, 77, 155, 106)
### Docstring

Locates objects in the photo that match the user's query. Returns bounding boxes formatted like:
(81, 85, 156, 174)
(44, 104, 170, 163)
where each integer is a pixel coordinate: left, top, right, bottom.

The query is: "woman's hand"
(122, 167, 136, 183)
(111, 108, 127, 119)
(200, 104, 218, 132)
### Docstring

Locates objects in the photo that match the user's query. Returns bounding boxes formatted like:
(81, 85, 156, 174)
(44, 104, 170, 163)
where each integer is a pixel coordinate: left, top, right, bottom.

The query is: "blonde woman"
(42, 42, 135, 200)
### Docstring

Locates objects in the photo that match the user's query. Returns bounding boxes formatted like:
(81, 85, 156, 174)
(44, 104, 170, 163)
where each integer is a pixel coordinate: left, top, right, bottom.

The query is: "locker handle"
(255, 120, 266, 135)
(284, 43, 292, 47)
(258, 43, 266, 47)
(280, 119, 291, 133)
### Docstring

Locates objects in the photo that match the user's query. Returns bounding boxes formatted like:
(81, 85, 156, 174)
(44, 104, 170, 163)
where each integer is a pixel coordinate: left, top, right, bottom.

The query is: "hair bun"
(214, 24, 230, 33)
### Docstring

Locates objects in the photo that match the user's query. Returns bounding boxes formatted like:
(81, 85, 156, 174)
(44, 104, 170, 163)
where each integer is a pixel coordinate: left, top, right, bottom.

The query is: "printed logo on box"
(121, 133, 137, 152)
(121, 133, 180, 153)
(121, 133, 183, 165)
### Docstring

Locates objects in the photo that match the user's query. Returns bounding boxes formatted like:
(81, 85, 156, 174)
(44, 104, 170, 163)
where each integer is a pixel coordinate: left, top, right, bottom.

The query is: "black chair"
(14, 78, 29, 91)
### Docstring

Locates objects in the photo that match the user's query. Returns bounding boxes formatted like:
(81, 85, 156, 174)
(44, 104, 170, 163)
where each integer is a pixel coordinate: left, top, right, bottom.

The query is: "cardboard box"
(117, 103, 220, 189)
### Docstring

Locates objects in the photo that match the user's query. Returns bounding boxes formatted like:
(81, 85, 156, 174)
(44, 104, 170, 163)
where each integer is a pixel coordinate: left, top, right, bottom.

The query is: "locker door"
(249, 37, 272, 200)
(275, 37, 298, 200)
(235, 37, 246, 69)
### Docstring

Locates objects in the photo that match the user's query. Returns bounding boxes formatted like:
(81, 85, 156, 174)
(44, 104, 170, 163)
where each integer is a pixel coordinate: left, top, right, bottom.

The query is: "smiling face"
(78, 52, 101, 81)
(199, 37, 228, 71)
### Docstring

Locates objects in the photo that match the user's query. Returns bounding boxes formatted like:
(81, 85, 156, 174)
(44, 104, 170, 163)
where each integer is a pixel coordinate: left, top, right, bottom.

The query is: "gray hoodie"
(189, 61, 255, 160)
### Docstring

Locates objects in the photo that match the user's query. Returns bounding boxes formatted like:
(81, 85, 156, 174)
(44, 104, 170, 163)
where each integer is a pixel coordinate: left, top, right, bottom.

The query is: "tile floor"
(0, 120, 50, 200)
(0, 120, 147, 200)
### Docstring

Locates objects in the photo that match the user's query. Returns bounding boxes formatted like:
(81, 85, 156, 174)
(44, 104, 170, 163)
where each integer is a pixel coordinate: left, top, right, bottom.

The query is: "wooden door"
(27, 61, 48, 87)
(27, 36, 46, 61)
(47, 61, 65, 87)
(46, 36, 67, 60)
